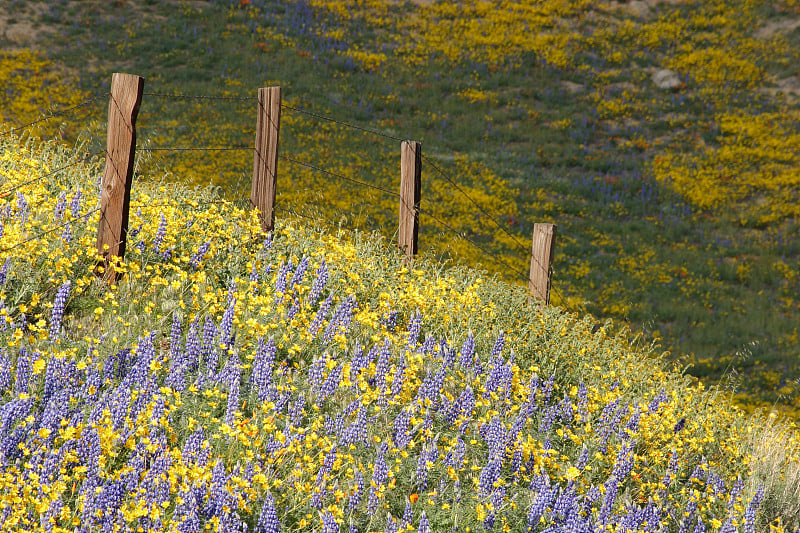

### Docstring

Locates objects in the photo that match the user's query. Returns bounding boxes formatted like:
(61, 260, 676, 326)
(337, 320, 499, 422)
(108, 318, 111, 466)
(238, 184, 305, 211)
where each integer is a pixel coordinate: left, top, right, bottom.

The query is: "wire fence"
(1, 84, 571, 310)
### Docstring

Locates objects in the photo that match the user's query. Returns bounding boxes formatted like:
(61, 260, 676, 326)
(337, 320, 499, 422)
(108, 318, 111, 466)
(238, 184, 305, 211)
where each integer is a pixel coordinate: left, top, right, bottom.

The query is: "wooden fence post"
(399, 140, 421, 261)
(528, 223, 557, 305)
(96, 72, 144, 281)
(252, 86, 281, 233)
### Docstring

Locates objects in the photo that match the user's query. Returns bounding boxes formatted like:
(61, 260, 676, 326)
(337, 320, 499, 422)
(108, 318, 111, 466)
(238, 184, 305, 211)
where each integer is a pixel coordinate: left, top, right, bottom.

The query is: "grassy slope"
(0, 135, 798, 531)
(4, 0, 796, 413)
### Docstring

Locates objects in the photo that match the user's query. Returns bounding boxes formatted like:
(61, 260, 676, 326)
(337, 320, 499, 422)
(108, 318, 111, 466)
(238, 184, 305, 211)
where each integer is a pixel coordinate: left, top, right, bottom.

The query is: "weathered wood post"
(96, 72, 144, 281)
(252, 86, 281, 233)
(528, 223, 557, 305)
(399, 140, 421, 262)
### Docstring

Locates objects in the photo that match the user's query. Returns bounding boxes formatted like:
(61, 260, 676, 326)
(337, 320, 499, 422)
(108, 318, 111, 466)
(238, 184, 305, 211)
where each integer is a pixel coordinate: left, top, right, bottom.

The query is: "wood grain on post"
(399, 140, 421, 261)
(96, 72, 144, 281)
(528, 223, 557, 305)
(251, 86, 281, 233)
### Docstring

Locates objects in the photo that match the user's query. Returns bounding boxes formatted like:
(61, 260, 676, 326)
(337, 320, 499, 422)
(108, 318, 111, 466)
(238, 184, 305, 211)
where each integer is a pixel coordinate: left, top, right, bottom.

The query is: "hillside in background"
(1, 0, 799, 416)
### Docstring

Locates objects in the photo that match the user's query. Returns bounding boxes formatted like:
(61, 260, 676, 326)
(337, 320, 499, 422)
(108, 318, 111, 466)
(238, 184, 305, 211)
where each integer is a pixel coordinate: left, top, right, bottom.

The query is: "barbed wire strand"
(281, 103, 405, 143)
(143, 92, 255, 101)
(415, 206, 530, 282)
(130, 198, 250, 210)
(280, 154, 400, 199)
(1, 94, 108, 138)
(421, 153, 531, 253)
(0, 207, 101, 255)
(140, 147, 251, 152)
(0, 150, 104, 198)
(417, 202, 573, 310)
(421, 152, 563, 289)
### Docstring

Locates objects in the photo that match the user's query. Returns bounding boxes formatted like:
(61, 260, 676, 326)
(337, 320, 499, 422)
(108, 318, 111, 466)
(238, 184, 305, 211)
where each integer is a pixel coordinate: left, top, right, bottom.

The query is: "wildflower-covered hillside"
(2, 0, 799, 413)
(1, 138, 799, 532)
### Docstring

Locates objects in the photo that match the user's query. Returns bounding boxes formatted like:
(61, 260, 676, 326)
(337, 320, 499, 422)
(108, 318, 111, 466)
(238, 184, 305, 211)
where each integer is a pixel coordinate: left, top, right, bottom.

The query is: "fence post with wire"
(96, 72, 144, 282)
(399, 140, 421, 261)
(529, 223, 557, 305)
(252, 86, 282, 233)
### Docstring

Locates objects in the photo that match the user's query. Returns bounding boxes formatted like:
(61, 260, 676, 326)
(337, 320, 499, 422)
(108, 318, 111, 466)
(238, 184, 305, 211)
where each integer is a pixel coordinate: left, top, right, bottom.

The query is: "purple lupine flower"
(321, 510, 338, 533)
(612, 441, 635, 481)
(77, 427, 102, 476)
(393, 408, 413, 449)
(182, 428, 206, 464)
(323, 295, 357, 344)
(661, 450, 678, 494)
(622, 405, 641, 438)
(70, 188, 82, 218)
(309, 353, 327, 390)
(728, 477, 744, 510)
(539, 405, 558, 433)
(481, 417, 508, 459)
(693, 517, 705, 533)
(274, 259, 292, 299)
(16, 192, 28, 223)
(416, 367, 446, 406)
(49, 280, 71, 340)
(598, 475, 620, 526)
(308, 259, 328, 303)
(485, 356, 512, 396)
(224, 361, 241, 426)
(576, 446, 590, 470)
(170, 313, 183, 359)
(349, 469, 364, 511)
(13, 348, 32, 395)
(490, 331, 505, 359)
(444, 436, 465, 468)
(374, 342, 391, 394)
(407, 311, 422, 349)
(386, 514, 399, 533)
(207, 460, 230, 517)
(381, 310, 398, 332)
(128, 333, 156, 388)
(290, 395, 305, 427)
(308, 294, 333, 337)
(185, 320, 201, 372)
(349, 344, 370, 382)
(391, 359, 406, 397)
(744, 486, 765, 533)
(419, 335, 436, 356)
(286, 298, 301, 320)
(372, 443, 389, 486)
(0, 260, 9, 286)
(220, 298, 236, 349)
(478, 457, 501, 498)
(200, 316, 217, 368)
(648, 388, 668, 413)
(152, 213, 167, 254)
(552, 481, 576, 520)
(414, 441, 437, 490)
(177, 488, 202, 533)
(289, 256, 309, 289)
(418, 512, 431, 533)
(677, 499, 697, 533)
(0, 352, 11, 391)
(250, 261, 259, 285)
(54, 191, 67, 220)
(190, 240, 211, 269)
(527, 481, 555, 531)
(343, 406, 368, 446)
(256, 492, 280, 533)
